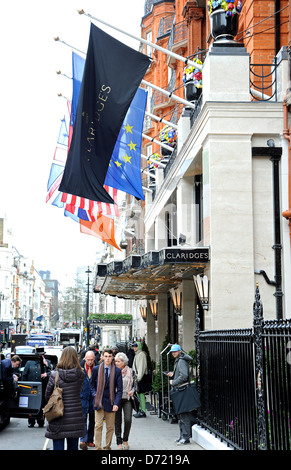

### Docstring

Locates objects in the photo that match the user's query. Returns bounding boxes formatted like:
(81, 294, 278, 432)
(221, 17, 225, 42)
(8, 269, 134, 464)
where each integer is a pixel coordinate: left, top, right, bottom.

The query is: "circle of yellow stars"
(109, 122, 137, 169)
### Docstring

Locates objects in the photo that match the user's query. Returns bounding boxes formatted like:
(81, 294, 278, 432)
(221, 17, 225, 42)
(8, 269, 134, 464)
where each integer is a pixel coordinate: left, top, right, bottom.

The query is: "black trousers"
(177, 410, 198, 440)
(115, 398, 133, 444)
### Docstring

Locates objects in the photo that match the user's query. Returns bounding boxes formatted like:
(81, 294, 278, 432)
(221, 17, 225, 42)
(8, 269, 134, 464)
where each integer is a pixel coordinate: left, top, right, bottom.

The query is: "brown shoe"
(87, 442, 95, 448)
(80, 441, 88, 450)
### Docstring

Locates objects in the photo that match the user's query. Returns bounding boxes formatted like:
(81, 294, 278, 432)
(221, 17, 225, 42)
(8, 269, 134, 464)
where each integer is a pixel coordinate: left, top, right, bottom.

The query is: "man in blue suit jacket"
(91, 348, 122, 450)
(1, 355, 21, 407)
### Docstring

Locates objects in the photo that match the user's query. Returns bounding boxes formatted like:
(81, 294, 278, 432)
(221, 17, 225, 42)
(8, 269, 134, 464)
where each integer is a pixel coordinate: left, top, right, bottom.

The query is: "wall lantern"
(193, 274, 209, 310)
(139, 305, 147, 322)
(170, 286, 182, 315)
(149, 299, 158, 319)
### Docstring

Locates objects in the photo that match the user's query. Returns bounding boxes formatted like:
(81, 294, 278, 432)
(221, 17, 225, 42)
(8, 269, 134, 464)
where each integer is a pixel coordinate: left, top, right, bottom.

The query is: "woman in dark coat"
(45, 346, 84, 450)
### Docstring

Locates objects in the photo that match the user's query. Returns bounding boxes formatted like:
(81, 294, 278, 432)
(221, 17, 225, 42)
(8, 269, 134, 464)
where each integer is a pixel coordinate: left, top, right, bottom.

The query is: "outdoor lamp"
(170, 286, 182, 315)
(139, 305, 147, 322)
(149, 299, 158, 319)
(193, 274, 209, 310)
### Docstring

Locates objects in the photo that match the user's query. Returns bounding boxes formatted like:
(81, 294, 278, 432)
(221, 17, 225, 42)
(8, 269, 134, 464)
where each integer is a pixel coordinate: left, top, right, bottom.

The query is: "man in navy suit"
(1, 355, 21, 408)
(1, 355, 21, 386)
(91, 348, 122, 450)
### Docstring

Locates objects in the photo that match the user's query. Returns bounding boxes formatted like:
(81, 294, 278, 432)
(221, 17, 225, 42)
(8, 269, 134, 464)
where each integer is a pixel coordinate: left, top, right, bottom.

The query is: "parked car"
(0, 352, 58, 430)
(15, 346, 35, 355)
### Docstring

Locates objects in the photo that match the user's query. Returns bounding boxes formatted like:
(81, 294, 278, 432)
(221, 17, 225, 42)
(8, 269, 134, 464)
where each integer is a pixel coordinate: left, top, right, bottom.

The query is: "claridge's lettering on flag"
(59, 23, 151, 203)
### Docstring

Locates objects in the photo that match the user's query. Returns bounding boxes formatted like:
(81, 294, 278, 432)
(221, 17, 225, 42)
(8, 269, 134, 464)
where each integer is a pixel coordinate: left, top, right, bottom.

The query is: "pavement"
(121, 407, 204, 451)
(84, 399, 204, 452)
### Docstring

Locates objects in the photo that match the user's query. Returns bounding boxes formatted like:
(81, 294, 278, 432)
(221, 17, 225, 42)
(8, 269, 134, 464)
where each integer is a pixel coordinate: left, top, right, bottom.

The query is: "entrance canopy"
(94, 247, 210, 300)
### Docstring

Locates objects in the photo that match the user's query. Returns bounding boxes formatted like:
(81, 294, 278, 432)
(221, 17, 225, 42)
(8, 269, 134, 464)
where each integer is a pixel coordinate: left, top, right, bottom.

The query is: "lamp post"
(169, 286, 182, 315)
(193, 275, 209, 310)
(85, 266, 92, 348)
(139, 305, 147, 322)
(149, 299, 158, 319)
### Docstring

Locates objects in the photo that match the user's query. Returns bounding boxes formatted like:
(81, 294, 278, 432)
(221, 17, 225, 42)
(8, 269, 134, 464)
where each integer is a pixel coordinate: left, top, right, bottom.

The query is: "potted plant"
(148, 152, 162, 170)
(159, 126, 177, 156)
(207, 0, 243, 43)
(183, 58, 203, 104)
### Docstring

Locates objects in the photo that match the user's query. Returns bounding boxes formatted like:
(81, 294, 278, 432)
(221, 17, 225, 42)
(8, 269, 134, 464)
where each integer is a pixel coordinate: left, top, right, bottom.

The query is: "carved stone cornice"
(182, 2, 205, 25)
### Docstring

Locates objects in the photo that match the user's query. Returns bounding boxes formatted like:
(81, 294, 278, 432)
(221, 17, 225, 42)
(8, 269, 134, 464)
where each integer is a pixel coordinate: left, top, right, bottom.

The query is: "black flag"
(59, 23, 151, 203)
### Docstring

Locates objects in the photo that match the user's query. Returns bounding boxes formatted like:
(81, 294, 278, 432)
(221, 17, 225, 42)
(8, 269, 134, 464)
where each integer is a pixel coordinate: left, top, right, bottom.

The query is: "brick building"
(94, 0, 291, 361)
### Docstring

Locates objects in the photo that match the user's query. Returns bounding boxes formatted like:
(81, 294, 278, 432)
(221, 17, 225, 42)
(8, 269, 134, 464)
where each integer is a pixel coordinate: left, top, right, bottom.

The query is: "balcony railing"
(150, 70, 176, 111)
(157, 14, 175, 39)
(250, 57, 278, 101)
(167, 20, 188, 51)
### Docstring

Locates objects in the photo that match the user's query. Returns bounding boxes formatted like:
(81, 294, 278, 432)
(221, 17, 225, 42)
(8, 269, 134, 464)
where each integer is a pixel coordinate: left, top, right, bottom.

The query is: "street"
(0, 417, 49, 450)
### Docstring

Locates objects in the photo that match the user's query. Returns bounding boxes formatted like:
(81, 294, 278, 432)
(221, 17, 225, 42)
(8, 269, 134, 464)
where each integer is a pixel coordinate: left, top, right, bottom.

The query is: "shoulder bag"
(43, 370, 64, 422)
(170, 381, 201, 415)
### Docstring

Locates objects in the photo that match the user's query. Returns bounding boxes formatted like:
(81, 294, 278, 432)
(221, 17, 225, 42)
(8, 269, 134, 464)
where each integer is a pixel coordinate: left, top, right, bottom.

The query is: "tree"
(62, 285, 85, 326)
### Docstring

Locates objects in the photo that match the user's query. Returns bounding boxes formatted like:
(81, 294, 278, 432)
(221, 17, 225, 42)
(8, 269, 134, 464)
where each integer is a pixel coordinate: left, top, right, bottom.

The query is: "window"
(146, 31, 152, 58)
(194, 175, 203, 243)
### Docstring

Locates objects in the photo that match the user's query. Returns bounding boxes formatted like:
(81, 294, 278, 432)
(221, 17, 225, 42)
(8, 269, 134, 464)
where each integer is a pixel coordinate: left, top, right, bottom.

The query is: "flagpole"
(142, 133, 174, 152)
(142, 169, 157, 179)
(54, 37, 197, 110)
(141, 155, 166, 169)
(78, 10, 202, 71)
(54, 36, 86, 56)
(142, 80, 196, 110)
(145, 111, 178, 130)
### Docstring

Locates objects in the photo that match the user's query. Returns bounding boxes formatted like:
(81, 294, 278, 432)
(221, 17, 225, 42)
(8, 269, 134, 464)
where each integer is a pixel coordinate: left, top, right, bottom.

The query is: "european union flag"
(59, 23, 151, 204)
(71, 52, 84, 127)
(105, 87, 147, 200)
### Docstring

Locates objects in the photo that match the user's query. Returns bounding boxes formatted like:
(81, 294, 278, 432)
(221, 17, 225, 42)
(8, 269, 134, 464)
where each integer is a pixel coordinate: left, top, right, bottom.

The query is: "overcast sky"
(0, 0, 145, 287)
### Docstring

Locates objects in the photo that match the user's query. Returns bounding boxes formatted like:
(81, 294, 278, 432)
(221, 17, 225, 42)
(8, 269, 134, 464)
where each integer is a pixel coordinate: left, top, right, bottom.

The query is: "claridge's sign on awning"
(94, 247, 210, 300)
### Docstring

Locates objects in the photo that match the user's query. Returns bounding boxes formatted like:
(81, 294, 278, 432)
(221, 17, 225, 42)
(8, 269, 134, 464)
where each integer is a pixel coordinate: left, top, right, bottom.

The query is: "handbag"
(136, 372, 152, 393)
(43, 371, 64, 422)
(131, 392, 140, 412)
(170, 381, 201, 415)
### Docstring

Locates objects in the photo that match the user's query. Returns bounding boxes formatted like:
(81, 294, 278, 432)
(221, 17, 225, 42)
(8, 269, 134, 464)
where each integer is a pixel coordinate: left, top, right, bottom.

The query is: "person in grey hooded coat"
(168, 344, 194, 445)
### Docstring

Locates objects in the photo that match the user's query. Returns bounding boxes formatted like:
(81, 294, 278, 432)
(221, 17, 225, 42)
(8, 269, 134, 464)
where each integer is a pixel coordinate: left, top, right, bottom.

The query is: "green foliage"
(152, 333, 174, 393)
(88, 313, 132, 321)
(187, 350, 197, 380)
(151, 337, 197, 392)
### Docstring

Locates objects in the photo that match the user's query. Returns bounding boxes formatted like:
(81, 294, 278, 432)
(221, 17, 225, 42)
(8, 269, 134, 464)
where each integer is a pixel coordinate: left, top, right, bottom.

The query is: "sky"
(0, 0, 146, 287)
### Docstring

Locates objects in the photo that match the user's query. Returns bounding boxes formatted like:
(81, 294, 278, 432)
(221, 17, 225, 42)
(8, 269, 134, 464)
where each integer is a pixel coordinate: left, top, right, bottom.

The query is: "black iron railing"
(250, 58, 278, 101)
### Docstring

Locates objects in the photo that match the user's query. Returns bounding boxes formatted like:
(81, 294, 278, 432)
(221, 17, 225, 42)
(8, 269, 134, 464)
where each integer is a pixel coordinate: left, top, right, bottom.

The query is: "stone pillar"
(157, 293, 168, 360)
(203, 134, 254, 329)
(146, 301, 156, 363)
(275, 46, 289, 102)
(155, 212, 166, 249)
(177, 177, 195, 245)
(203, 45, 250, 102)
(182, 279, 196, 352)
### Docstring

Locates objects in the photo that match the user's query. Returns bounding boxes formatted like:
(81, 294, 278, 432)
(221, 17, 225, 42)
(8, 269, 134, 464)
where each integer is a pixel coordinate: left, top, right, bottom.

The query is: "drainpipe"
(275, 0, 281, 55)
(269, 143, 283, 320)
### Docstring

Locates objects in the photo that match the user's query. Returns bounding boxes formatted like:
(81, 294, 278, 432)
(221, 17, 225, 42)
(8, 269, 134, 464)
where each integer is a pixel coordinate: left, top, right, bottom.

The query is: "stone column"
(155, 212, 166, 249)
(182, 279, 196, 352)
(201, 44, 254, 329)
(146, 301, 156, 363)
(203, 134, 254, 329)
(177, 177, 195, 245)
(157, 293, 168, 360)
(203, 44, 250, 103)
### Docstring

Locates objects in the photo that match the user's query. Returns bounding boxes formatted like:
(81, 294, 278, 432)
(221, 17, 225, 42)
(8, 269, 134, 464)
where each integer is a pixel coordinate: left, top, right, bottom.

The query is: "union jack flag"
(46, 112, 119, 219)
